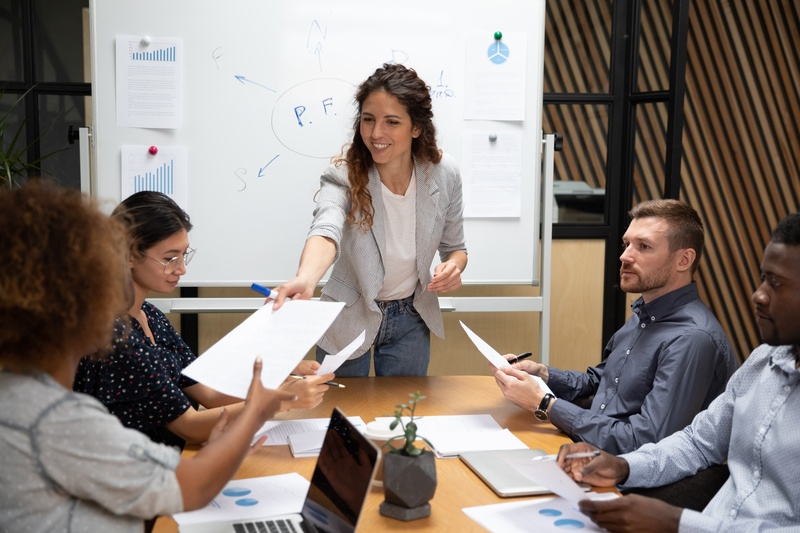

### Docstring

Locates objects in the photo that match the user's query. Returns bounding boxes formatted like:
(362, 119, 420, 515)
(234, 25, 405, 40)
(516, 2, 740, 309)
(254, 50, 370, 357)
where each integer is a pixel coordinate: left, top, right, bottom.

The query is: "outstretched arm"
(273, 236, 336, 310)
(174, 358, 295, 510)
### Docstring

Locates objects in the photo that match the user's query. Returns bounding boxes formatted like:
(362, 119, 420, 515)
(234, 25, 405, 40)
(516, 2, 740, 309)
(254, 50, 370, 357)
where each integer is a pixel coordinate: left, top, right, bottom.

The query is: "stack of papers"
(369, 414, 527, 458)
(254, 416, 366, 457)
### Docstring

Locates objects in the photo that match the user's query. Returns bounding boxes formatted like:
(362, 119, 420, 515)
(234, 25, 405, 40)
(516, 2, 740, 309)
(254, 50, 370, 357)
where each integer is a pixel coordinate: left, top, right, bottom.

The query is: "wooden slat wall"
(545, 0, 800, 362)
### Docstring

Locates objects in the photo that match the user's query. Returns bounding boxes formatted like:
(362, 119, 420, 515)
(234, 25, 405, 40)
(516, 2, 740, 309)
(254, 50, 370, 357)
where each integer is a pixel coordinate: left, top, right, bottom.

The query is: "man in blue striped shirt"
(558, 212, 800, 532)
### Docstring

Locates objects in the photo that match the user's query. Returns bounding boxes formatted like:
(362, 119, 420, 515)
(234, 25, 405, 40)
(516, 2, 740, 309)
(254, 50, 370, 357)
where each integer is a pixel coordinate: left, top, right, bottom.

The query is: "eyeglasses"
(147, 247, 196, 274)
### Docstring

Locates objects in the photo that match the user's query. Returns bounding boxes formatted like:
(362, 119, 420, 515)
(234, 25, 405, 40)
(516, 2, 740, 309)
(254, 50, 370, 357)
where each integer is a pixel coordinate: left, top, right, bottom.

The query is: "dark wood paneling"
(545, 0, 800, 362)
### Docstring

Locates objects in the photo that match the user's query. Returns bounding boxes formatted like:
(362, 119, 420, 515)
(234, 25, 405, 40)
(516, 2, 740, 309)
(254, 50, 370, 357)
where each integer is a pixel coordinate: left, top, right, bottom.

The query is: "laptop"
(460, 448, 589, 497)
(182, 407, 380, 533)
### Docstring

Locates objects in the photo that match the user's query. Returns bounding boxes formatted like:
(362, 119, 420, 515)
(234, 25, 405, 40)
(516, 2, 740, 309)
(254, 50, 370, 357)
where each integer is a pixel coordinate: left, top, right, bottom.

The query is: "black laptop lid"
(300, 407, 379, 533)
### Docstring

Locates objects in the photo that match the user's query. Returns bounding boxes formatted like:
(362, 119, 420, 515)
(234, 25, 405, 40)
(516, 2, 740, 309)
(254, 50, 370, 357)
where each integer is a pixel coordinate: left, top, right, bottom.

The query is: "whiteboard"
(89, 0, 545, 286)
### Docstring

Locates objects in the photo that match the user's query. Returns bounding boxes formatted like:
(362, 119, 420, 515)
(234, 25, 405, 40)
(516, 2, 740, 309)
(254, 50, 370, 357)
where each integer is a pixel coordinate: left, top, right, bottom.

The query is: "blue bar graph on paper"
(131, 46, 177, 62)
(132, 160, 175, 194)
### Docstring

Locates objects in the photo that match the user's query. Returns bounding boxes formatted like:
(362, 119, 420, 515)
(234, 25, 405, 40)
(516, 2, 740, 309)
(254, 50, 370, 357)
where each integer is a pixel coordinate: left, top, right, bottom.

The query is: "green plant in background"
(386, 391, 429, 457)
(0, 87, 59, 189)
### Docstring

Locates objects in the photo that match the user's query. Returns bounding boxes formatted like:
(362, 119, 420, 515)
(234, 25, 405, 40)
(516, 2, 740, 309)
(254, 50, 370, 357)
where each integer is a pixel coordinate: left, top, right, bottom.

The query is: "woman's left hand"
(427, 260, 463, 293)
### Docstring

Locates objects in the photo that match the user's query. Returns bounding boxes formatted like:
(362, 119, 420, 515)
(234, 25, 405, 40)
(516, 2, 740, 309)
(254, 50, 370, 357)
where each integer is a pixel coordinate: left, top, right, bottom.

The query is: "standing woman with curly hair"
(0, 182, 293, 532)
(274, 63, 468, 377)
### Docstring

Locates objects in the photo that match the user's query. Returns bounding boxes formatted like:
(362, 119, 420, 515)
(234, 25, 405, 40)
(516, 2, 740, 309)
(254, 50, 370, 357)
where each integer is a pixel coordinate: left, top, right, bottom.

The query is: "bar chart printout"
(121, 145, 188, 209)
(115, 35, 183, 128)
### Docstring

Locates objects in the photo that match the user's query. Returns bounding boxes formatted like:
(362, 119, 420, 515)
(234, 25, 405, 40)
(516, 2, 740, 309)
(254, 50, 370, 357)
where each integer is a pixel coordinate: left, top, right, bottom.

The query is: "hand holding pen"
(508, 351, 533, 364)
(280, 373, 336, 411)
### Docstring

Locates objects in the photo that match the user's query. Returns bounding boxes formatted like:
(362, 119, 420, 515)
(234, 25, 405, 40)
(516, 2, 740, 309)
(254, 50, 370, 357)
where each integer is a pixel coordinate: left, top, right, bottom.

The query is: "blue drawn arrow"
(234, 75, 276, 93)
(258, 155, 280, 177)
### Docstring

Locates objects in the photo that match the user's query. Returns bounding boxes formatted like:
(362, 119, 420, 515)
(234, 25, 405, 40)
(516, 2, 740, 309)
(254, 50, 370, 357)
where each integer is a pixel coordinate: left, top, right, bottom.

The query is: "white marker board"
(89, 0, 545, 286)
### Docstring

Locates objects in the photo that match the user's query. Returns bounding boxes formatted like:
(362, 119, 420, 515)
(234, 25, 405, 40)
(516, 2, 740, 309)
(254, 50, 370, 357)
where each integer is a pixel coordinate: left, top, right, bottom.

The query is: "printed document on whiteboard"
(116, 35, 182, 128)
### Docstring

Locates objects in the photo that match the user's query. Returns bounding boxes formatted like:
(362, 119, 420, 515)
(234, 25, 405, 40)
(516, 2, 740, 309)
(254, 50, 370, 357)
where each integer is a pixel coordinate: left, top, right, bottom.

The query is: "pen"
(251, 282, 278, 299)
(289, 374, 346, 388)
(565, 451, 600, 459)
(509, 351, 533, 364)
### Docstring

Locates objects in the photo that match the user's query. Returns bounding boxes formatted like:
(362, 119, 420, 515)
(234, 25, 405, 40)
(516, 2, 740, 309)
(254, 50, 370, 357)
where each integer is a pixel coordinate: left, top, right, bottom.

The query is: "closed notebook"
(460, 448, 589, 498)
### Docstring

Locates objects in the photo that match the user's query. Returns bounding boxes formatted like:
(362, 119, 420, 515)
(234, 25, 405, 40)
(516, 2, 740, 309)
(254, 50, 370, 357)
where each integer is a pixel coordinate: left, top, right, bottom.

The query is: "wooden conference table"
(154, 376, 596, 533)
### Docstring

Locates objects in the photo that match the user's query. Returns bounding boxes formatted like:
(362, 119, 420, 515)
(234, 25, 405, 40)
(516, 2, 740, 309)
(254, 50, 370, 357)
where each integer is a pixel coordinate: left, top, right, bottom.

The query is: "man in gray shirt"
(493, 200, 738, 454)
(560, 211, 800, 532)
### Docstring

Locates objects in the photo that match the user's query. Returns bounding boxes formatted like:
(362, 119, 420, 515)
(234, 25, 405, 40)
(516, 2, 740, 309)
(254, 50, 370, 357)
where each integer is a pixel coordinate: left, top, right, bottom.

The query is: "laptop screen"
(301, 407, 379, 533)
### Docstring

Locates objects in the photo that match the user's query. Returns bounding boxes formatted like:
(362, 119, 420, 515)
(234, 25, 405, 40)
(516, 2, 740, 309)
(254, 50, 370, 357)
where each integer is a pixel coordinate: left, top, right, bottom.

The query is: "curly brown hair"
(340, 63, 442, 230)
(0, 181, 131, 372)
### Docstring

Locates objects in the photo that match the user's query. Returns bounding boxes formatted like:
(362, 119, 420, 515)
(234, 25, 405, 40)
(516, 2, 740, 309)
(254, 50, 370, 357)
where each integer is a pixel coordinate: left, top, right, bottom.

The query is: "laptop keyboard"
(233, 519, 301, 533)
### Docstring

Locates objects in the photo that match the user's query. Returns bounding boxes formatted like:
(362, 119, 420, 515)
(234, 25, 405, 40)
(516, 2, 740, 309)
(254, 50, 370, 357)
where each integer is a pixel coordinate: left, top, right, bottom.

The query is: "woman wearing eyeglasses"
(74, 191, 333, 449)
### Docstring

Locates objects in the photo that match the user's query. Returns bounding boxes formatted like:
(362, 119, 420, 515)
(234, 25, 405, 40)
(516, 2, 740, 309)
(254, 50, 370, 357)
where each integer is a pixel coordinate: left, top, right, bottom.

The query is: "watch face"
(534, 410, 548, 422)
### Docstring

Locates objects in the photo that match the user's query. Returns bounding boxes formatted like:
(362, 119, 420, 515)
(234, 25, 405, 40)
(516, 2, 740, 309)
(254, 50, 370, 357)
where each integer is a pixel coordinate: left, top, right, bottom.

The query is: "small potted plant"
(379, 391, 437, 521)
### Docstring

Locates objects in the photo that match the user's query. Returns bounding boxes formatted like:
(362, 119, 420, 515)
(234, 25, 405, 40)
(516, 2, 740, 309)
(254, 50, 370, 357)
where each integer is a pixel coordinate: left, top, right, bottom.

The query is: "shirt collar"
(631, 281, 699, 322)
(769, 345, 800, 376)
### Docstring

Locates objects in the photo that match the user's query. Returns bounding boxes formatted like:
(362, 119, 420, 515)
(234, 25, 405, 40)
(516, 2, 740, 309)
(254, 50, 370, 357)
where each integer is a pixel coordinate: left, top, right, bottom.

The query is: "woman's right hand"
(279, 373, 334, 410)
(272, 276, 316, 310)
(244, 357, 297, 423)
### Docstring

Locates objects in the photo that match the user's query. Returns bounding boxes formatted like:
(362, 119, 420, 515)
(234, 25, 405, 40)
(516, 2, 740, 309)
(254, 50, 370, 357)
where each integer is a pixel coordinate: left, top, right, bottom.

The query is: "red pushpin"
(148, 145, 158, 155)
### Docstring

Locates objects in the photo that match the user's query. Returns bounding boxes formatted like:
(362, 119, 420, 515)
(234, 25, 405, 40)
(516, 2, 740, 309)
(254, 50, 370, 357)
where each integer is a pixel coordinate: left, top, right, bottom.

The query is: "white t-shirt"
(376, 173, 418, 301)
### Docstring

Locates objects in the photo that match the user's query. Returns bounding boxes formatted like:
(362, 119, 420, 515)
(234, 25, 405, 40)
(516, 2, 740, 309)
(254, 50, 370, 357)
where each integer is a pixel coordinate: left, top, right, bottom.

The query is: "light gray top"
(0, 371, 183, 533)
(309, 153, 467, 355)
(621, 344, 800, 532)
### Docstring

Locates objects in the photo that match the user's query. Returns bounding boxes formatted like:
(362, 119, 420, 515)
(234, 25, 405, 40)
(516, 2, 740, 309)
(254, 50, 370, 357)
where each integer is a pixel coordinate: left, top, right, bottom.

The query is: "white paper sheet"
(463, 493, 618, 533)
(254, 416, 365, 447)
(115, 35, 182, 128)
(182, 300, 344, 398)
(120, 145, 188, 210)
(288, 429, 327, 457)
(173, 473, 308, 526)
(503, 456, 588, 503)
(316, 331, 365, 375)
(460, 321, 553, 396)
(422, 428, 527, 457)
(464, 31, 527, 121)
(462, 130, 523, 218)
(370, 414, 524, 458)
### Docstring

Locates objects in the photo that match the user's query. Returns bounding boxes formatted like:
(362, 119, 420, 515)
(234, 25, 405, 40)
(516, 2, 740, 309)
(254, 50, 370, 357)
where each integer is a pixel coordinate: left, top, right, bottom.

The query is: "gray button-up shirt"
(547, 282, 738, 454)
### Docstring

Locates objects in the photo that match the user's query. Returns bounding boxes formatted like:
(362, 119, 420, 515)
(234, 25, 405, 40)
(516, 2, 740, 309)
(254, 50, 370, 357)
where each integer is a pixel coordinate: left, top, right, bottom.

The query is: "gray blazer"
(308, 153, 467, 356)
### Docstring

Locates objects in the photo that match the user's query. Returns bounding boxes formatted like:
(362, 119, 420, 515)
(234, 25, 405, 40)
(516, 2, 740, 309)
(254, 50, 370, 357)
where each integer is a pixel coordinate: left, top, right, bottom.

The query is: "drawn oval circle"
(271, 78, 357, 159)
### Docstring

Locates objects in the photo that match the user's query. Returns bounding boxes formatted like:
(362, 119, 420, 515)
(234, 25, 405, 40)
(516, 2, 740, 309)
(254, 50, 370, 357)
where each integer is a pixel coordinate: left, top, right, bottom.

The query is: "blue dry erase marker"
(251, 283, 278, 299)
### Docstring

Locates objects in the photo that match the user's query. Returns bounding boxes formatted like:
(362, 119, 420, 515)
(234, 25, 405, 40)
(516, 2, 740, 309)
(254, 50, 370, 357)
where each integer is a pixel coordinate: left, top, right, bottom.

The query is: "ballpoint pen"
(565, 451, 600, 459)
(289, 374, 346, 388)
(509, 351, 533, 364)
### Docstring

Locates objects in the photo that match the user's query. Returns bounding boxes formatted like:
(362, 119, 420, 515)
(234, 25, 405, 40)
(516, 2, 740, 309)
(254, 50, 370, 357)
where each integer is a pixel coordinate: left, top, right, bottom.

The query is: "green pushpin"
(494, 31, 503, 41)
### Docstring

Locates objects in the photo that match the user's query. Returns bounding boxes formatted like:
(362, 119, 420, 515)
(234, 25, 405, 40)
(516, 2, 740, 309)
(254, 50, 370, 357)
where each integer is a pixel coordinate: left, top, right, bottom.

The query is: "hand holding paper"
(182, 300, 344, 398)
(460, 321, 553, 396)
(315, 331, 366, 375)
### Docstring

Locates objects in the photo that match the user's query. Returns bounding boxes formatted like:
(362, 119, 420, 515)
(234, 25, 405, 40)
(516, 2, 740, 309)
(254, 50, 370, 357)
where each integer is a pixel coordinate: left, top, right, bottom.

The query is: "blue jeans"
(316, 295, 431, 377)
